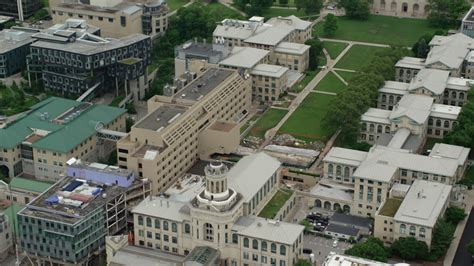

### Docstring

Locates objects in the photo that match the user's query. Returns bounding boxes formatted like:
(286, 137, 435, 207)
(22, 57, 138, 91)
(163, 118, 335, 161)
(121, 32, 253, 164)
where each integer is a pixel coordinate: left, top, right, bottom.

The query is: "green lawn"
(335, 70, 358, 83)
(335, 45, 389, 71)
(378, 198, 402, 217)
(291, 70, 319, 92)
(258, 188, 294, 219)
(323, 41, 348, 59)
(314, 15, 439, 46)
(314, 72, 347, 94)
(279, 93, 335, 141)
(167, 0, 190, 11)
(248, 108, 288, 139)
(263, 7, 308, 18)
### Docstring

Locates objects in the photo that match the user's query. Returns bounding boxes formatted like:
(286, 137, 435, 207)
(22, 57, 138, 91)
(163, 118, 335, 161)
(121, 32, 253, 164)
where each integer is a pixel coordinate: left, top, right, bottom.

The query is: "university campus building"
(131, 153, 304, 266)
(0, 96, 127, 181)
(117, 67, 252, 194)
(49, 0, 170, 39)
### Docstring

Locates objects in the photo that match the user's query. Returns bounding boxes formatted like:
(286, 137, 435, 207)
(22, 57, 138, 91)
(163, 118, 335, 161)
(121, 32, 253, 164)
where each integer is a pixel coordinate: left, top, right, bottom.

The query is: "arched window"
(328, 164, 334, 177)
(204, 223, 214, 241)
(244, 237, 249, 248)
(262, 241, 268, 251)
(460, 92, 465, 100)
(184, 224, 190, 234)
(315, 199, 322, 208)
(419, 227, 426, 238)
(271, 243, 277, 253)
(155, 219, 160, 229)
(444, 91, 449, 97)
(380, 0, 386, 10)
(389, 95, 394, 104)
(232, 233, 238, 244)
(409, 226, 416, 236)
(163, 221, 169, 230)
(362, 123, 367, 131)
(253, 239, 258, 250)
(385, 126, 390, 133)
(399, 69, 404, 75)
(344, 167, 350, 178)
(146, 217, 152, 227)
(451, 91, 457, 99)
(381, 94, 387, 102)
(172, 222, 177, 232)
(400, 224, 406, 234)
(436, 119, 441, 127)
(377, 125, 382, 133)
(402, 2, 408, 12)
(396, 96, 401, 102)
(336, 165, 342, 177)
(138, 215, 143, 225)
(428, 118, 433, 126)
(391, 1, 397, 11)
(280, 245, 286, 255)
(444, 121, 450, 128)
(413, 3, 419, 13)
(369, 124, 375, 132)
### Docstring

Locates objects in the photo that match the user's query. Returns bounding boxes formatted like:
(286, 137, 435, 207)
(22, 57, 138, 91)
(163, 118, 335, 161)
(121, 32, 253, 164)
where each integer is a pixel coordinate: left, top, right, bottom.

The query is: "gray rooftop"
(386, 128, 411, 149)
(250, 63, 288, 78)
(426, 33, 474, 69)
(244, 26, 293, 46)
(175, 68, 234, 101)
(266, 15, 312, 31)
(175, 41, 225, 63)
(19, 176, 126, 224)
(219, 46, 269, 69)
(228, 152, 281, 202)
(184, 246, 220, 266)
(309, 184, 353, 202)
(274, 41, 310, 55)
(390, 94, 433, 124)
(429, 143, 470, 167)
(323, 147, 368, 167)
(394, 180, 451, 227)
(110, 244, 185, 266)
(378, 81, 409, 95)
(135, 105, 188, 131)
(353, 159, 398, 183)
(361, 108, 391, 124)
(331, 213, 372, 229)
(0, 29, 37, 54)
(395, 56, 425, 70)
(232, 216, 304, 245)
(132, 195, 191, 222)
(430, 103, 461, 120)
(408, 68, 450, 95)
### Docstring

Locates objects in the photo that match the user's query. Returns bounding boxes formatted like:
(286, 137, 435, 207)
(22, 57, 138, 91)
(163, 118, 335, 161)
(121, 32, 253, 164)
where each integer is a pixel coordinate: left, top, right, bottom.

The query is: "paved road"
(452, 207, 474, 266)
(303, 234, 351, 265)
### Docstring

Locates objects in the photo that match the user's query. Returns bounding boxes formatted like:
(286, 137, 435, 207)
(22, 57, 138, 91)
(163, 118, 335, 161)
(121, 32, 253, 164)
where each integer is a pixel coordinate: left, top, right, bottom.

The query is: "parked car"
(332, 240, 338, 248)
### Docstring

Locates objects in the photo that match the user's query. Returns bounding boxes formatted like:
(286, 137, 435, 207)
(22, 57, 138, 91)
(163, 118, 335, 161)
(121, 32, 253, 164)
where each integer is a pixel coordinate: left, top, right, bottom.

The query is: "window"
(155, 233, 160, 240)
(146, 217, 152, 227)
(120, 16, 126, 26)
(244, 237, 249, 248)
(253, 254, 258, 262)
(232, 233, 238, 244)
(419, 227, 426, 238)
(400, 224, 406, 234)
(172, 223, 177, 232)
(280, 245, 286, 255)
(185, 224, 191, 234)
(204, 223, 214, 241)
(262, 241, 267, 251)
(280, 260, 286, 266)
(147, 231, 152, 238)
(253, 239, 258, 250)
(409, 226, 416, 236)
(138, 230, 144, 237)
(163, 221, 168, 231)
(271, 243, 277, 253)
(328, 164, 334, 177)
(138, 216, 143, 225)
(155, 219, 160, 229)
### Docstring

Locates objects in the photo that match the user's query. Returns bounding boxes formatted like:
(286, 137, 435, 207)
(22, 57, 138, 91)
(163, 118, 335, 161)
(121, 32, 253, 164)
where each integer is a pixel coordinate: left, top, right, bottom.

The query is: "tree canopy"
(445, 207, 467, 225)
(391, 237, 429, 260)
(444, 89, 474, 150)
(467, 239, 474, 255)
(305, 39, 324, 71)
(234, 0, 273, 16)
(295, 0, 323, 14)
(345, 237, 390, 262)
(323, 14, 338, 37)
(337, 0, 370, 20)
(427, 0, 470, 28)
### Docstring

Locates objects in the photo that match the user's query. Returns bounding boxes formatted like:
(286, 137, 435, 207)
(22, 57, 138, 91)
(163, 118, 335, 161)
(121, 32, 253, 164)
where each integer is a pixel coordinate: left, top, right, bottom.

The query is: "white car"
(332, 240, 338, 248)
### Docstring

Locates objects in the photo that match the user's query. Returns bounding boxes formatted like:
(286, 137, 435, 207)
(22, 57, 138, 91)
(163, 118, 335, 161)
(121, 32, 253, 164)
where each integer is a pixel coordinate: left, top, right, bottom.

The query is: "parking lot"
(303, 233, 352, 264)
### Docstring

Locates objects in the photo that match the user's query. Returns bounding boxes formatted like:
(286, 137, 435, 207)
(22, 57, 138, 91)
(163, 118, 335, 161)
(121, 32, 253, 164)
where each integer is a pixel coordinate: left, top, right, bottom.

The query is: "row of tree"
(322, 47, 410, 146)
(443, 89, 474, 151)
(345, 207, 465, 262)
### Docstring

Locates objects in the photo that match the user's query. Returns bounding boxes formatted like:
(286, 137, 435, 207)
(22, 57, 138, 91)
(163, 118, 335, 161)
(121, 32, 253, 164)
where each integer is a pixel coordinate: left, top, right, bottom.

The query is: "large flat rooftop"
(135, 105, 188, 131)
(174, 68, 234, 101)
(0, 29, 37, 54)
(19, 176, 126, 224)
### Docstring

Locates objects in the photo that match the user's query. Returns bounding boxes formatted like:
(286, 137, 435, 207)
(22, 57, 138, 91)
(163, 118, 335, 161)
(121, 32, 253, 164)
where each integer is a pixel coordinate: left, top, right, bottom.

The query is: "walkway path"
(259, 37, 353, 149)
(331, 69, 348, 85)
(169, 0, 195, 16)
(319, 38, 391, 48)
(312, 90, 337, 96)
(218, 0, 246, 16)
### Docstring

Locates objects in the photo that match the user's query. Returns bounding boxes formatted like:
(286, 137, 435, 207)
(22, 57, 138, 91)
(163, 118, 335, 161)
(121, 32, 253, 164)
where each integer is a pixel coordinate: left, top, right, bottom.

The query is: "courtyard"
(335, 45, 389, 71)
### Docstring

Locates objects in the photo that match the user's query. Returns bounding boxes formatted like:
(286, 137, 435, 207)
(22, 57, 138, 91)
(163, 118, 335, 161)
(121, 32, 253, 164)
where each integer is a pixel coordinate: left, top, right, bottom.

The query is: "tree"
(428, 0, 470, 28)
(467, 240, 474, 255)
(345, 237, 389, 262)
(445, 89, 474, 150)
(445, 207, 467, 225)
(428, 219, 456, 260)
(279, 0, 289, 6)
(126, 117, 134, 133)
(294, 0, 322, 14)
(392, 237, 429, 260)
(338, 0, 370, 20)
(305, 39, 323, 71)
(323, 14, 338, 37)
(295, 260, 311, 266)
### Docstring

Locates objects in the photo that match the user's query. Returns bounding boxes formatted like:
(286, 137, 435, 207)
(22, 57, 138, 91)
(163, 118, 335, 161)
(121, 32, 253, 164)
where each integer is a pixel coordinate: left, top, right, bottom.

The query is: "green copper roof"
(0, 97, 126, 153)
(3, 203, 24, 236)
(9, 177, 54, 193)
